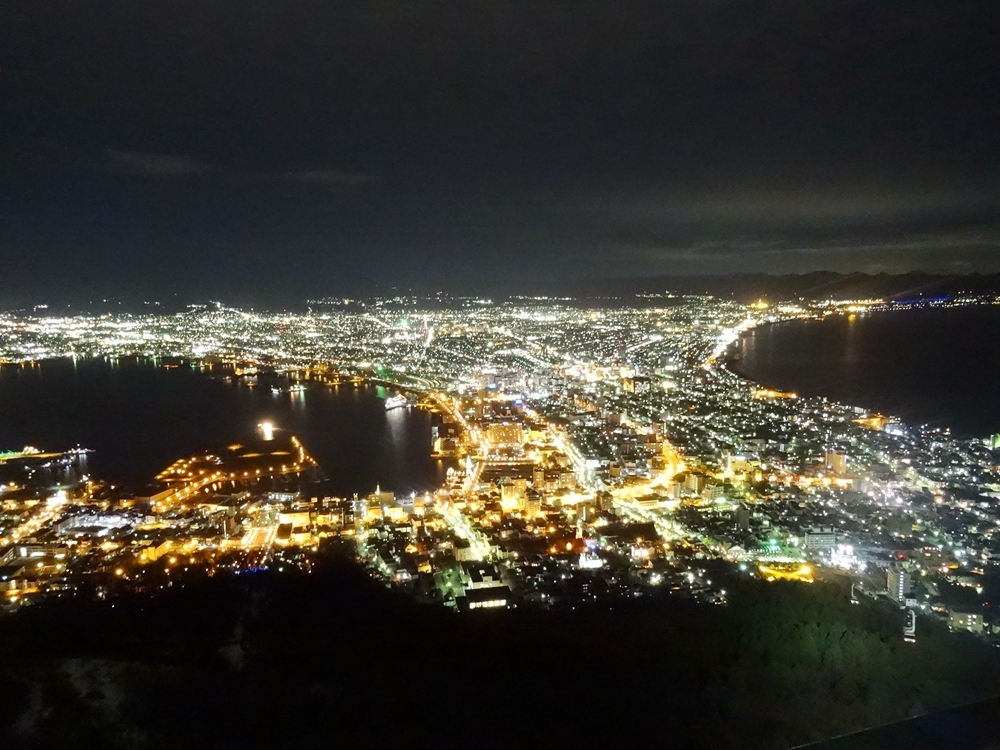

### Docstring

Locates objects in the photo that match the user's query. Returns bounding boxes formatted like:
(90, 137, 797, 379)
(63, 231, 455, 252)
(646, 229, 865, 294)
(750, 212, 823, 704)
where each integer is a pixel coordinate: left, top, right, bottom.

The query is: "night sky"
(3, 1, 999, 306)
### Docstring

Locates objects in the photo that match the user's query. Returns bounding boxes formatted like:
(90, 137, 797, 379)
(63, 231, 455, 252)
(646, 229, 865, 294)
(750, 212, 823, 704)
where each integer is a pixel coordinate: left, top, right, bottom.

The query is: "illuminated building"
(702, 482, 725, 502)
(622, 376, 652, 394)
(852, 414, 893, 431)
(753, 388, 798, 400)
(887, 565, 910, 604)
(500, 479, 526, 510)
(277, 510, 310, 528)
(486, 422, 523, 448)
(824, 451, 847, 476)
(805, 527, 839, 551)
(948, 609, 985, 634)
(56, 512, 137, 536)
(259, 421, 275, 441)
(462, 588, 510, 610)
(453, 540, 478, 562)
(685, 473, 706, 494)
(366, 486, 395, 508)
(457, 563, 510, 609)
(460, 562, 506, 591)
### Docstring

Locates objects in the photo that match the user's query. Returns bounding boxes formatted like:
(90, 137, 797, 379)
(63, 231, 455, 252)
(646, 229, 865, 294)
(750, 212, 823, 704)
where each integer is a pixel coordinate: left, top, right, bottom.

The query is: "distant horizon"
(2, 269, 998, 313)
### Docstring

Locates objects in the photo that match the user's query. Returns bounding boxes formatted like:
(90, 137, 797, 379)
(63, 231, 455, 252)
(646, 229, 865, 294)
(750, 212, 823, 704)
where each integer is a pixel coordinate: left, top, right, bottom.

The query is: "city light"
(0, 293, 995, 642)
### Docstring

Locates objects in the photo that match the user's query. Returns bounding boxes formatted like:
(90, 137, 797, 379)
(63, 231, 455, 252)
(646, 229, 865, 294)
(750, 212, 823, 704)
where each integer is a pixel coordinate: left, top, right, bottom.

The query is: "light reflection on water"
(0, 358, 452, 495)
(735, 306, 1000, 436)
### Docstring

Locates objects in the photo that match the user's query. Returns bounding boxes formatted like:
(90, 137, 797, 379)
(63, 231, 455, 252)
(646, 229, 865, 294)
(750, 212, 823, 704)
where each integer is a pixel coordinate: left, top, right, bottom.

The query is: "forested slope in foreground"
(2, 557, 998, 749)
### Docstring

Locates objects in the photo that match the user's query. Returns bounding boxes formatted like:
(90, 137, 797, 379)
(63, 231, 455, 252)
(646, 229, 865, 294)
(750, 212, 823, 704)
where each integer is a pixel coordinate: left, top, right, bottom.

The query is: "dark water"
(0, 359, 448, 495)
(734, 306, 1000, 437)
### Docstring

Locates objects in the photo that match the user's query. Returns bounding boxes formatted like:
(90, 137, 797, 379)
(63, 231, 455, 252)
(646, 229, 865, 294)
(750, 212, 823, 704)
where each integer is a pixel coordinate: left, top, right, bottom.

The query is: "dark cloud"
(1, 0, 998, 304)
(275, 170, 376, 187)
(558, 182, 1000, 275)
(105, 150, 209, 176)
(99, 151, 374, 186)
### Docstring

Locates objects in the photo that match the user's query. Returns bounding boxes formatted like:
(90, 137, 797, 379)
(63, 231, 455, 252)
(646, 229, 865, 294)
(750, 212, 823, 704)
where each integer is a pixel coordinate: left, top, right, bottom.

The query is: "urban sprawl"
(1, 294, 999, 640)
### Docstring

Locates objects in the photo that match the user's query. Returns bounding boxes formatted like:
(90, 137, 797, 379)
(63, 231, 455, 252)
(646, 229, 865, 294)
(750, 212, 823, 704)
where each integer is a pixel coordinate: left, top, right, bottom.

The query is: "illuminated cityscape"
(5, 0, 1000, 744)
(2, 294, 998, 642)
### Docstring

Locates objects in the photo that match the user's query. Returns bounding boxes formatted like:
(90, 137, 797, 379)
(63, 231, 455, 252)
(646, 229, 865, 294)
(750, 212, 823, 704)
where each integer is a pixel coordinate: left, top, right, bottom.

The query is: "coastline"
(0, 359, 448, 495)
(720, 304, 1000, 439)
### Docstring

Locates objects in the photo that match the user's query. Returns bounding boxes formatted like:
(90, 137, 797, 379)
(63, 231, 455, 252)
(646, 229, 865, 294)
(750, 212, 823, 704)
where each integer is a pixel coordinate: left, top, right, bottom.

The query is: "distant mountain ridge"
(573, 272, 1000, 303)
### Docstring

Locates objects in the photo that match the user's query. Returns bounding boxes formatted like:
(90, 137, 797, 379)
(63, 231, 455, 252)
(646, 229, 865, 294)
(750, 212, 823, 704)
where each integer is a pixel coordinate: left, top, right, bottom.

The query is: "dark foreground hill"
(2, 557, 999, 749)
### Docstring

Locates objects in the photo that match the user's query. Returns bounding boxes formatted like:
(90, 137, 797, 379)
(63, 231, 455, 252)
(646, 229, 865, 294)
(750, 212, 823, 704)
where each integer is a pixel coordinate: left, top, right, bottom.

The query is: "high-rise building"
(500, 479, 526, 510)
(824, 451, 847, 476)
(735, 504, 751, 531)
(685, 473, 706, 494)
(887, 565, 910, 604)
